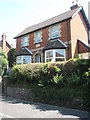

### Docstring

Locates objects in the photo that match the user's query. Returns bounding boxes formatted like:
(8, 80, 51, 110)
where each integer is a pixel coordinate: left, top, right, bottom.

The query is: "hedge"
(8, 59, 90, 87)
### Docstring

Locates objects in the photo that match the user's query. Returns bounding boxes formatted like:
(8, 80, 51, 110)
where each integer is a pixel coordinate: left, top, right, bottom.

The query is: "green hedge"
(8, 59, 90, 87)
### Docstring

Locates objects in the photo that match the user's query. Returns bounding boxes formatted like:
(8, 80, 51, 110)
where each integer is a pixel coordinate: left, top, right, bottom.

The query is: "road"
(0, 96, 89, 119)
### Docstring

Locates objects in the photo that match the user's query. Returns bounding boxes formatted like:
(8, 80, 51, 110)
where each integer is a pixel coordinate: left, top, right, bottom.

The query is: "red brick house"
(0, 33, 11, 57)
(14, 5, 90, 64)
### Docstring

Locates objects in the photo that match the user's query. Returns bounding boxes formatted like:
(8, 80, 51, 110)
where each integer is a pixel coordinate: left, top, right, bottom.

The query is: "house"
(14, 4, 90, 64)
(0, 33, 11, 57)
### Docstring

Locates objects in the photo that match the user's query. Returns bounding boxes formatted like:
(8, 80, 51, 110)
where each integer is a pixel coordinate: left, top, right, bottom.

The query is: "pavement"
(0, 96, 89, 119)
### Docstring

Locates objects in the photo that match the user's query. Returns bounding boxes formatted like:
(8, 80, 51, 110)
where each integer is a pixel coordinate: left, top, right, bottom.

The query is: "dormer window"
(34, 31, 42, 44)
(21, 35, 29, 47)
(50, 24, 61, 39)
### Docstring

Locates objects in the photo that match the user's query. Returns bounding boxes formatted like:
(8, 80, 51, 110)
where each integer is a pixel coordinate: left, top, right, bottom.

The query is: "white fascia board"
(58, 39, 67, 48)
(25, 47, 32, 54)
(77, 38, 89, 46)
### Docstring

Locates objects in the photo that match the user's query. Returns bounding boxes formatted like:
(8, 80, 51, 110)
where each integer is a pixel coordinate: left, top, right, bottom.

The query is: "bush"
(8, 59, 90, 87)
(82, 68, 90, 111)
(9, 64, 43, 84)
(75, 59, 90, 76)
(53, 74, 64, 86)
(67, 74, 80, 87)
(62, 59, 76, 78)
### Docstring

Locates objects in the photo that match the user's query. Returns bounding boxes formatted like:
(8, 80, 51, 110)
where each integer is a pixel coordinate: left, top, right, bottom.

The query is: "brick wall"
(2, 33, 11, 57)
(16, 11, 89, 62)
(2, 33, 6, 54)
(16, 20, 72, 61)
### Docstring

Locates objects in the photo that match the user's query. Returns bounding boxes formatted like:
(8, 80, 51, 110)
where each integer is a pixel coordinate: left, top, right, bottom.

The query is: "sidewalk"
(0, 96, 89, 118)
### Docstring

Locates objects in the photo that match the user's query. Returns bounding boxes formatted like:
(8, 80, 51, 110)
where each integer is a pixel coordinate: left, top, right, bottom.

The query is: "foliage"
(0, 48, 8, 76)
(62, 59, 76, 78)
(8, 48, 16, 67)
(67, 74, 80, 87)
(53, 74, 64, 86)
(9, 64, 43, 84)
(8, 59, 90, 86)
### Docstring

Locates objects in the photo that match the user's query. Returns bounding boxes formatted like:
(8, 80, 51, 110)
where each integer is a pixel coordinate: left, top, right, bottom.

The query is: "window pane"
(17, 56, 22, 64)
(46, 59, 52, 62)
(21, 36, 29, 47)
(23, 56, 31, 64)
(35, 31, 41, 43)
(46, 51, 53, 58)
(56, 58, 65, 62)
(51, 25, 59, 39)
(56, 50, 64, 57)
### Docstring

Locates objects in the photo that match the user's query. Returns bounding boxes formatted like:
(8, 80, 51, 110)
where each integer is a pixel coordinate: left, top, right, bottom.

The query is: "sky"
(0, 0, 90, 47)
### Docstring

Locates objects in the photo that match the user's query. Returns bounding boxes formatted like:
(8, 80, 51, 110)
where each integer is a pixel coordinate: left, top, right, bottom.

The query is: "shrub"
(9, 64, 43, 84)
(75, 59, 90, 76)
(82, 68, 90, 111)
(67, 74, 80, 87)
(53, 74, 64, 86)
(62, 59, 76, 78)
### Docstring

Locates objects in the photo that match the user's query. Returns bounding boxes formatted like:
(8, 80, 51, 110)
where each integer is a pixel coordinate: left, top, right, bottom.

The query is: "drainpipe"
(67, 20, 69, 60)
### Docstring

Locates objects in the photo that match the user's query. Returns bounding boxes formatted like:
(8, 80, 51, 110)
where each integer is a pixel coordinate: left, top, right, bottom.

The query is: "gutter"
(67, 20, 70, 60)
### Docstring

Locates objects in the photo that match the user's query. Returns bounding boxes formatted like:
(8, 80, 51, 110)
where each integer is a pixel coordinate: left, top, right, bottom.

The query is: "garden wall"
(6, 87, 34, 101)
(3, 59, 90, 111)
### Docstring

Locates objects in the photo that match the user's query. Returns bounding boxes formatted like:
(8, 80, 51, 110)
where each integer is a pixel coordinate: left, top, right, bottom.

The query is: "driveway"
(0, 96, 89, 119)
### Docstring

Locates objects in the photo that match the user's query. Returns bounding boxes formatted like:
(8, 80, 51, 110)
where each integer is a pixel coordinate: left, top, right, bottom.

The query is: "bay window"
(45, 49, 66, 63)
(16, 56, 31, 64)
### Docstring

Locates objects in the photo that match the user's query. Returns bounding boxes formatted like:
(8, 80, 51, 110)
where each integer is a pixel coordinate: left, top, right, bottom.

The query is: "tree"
(0, 48, 8, 76)
(8, 48, 16, 67)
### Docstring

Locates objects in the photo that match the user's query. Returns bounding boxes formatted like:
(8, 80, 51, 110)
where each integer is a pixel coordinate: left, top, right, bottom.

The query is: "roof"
(43, 38, 67, 51)
(16, 47, 32, 56)
(77, 40, 90, 53)
(14, 7, 81, 39)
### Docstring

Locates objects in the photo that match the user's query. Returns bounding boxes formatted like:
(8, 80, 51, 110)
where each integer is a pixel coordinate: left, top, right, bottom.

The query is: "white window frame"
(45, 49, 66, 63)
(16, 55, 31, 64)
(50, 25, 60, 39)
(21, 35, 29, 47)
(34, 31, 41, 44)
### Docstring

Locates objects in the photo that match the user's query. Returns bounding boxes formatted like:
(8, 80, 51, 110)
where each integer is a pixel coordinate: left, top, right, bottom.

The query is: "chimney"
(70, 1, 79, 10)
(2, 33, 6, 53)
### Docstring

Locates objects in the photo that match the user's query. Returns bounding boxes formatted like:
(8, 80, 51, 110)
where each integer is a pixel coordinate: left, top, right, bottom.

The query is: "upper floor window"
(50, 25, 60, 39)
(21, 35, 29, 47)
(34, 31, 42, 44)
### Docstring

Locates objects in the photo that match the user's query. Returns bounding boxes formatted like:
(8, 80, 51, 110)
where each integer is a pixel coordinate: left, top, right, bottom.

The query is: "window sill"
(34, 42, 41, 45)
(21, 45, 29, 48)
(50, 36, 60, 40)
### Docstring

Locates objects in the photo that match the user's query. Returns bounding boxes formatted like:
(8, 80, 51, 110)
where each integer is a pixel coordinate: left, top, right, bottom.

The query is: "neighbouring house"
(14, 4, 90, 64)
(0, 33, 11, 57)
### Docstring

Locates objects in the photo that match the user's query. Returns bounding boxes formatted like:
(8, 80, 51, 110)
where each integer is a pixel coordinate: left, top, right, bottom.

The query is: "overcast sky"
(0, 0, 89, 47)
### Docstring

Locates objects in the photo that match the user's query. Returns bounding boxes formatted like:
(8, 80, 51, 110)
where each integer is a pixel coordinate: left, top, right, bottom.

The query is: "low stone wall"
(6, 87, 34, 101)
